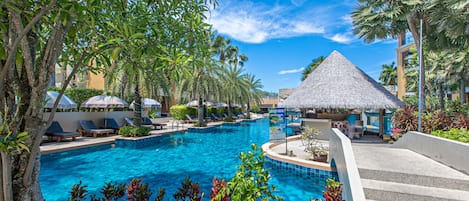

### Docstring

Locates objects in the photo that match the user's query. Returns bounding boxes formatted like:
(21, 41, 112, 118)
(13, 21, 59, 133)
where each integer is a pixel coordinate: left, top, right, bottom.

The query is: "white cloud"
(341, 15, 353, 25)
(278, 67, 305, 75)
(208, 2, 325, 43)
(329, 33, 354, 44)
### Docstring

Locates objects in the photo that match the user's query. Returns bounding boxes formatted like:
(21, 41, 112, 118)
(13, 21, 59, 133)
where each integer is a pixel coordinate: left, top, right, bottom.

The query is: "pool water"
(40, 119, 326, 200)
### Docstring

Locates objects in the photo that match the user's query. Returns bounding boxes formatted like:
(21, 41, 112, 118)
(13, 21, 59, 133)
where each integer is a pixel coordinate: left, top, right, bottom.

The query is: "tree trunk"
(197, 97, 204, 125)
(227, 99, 233, 118)
(246, 102, 251, 119)
(1, 152, 12, 201)
(461, 74, 466, 104)
(438, 82, 445, 112)
(134, 74, 142, 126)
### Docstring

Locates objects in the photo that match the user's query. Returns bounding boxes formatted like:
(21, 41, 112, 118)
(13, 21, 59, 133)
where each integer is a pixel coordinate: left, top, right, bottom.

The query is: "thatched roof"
(280, 50, 404, 109)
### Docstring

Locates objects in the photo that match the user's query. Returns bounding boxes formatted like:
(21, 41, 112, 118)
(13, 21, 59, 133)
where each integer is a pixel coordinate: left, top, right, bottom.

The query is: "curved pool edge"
(261, 141, 332, 172)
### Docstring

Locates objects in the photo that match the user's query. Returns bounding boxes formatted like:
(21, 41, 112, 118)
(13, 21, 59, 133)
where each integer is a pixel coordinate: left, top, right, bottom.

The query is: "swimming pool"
(40, 118, 328, 200)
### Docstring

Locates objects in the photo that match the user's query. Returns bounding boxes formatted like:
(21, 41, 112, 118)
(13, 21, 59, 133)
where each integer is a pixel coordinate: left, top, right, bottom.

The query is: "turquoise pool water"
(40, 119, 327, 200)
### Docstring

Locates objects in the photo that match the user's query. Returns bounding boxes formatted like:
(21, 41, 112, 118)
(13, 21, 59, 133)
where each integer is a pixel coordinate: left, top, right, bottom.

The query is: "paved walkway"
(352, 142, 469, 201)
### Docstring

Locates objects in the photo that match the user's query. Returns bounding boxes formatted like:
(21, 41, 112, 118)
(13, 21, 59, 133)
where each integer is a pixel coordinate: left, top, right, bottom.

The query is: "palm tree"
(301, 56, 325, 81)
(378, 62, 397, 86)
(219, 65, 249, 119)
(244, 74, 264, 119)
(352, 0, 426, 109)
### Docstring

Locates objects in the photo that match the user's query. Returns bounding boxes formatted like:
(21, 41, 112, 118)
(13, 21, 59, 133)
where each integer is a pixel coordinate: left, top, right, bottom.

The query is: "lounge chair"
(125, 117, 154, 129)
(103, 118, 121, 132)
(211, 113, 221, 121)
(45, 121, 81, 142)
(142, 117, 166, 130)
(185, 114, 198, 123)
(79, 120, 114, 137)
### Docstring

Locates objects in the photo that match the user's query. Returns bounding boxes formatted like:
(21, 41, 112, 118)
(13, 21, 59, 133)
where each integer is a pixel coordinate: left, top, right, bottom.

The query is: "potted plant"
(301, 126, 321, 152)
(312, 143, 329, 162)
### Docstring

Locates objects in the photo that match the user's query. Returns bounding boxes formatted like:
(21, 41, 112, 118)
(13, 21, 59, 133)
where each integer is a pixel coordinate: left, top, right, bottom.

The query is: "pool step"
(359, 168, 469, 191)
(362, 178, 469, 201)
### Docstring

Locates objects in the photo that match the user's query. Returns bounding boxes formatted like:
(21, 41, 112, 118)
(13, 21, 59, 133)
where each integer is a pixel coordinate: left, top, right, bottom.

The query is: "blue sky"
(207, 0, 398, 93)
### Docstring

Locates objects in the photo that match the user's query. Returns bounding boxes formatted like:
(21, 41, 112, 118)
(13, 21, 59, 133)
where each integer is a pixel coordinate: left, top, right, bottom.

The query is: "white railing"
(329, 128, 366, 201)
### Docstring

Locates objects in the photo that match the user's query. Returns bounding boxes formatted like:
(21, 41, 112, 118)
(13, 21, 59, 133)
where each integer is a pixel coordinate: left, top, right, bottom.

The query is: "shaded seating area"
(211, 113, 222, 121)
(45, 121, 81, 142)
(79, 120, 114, 137)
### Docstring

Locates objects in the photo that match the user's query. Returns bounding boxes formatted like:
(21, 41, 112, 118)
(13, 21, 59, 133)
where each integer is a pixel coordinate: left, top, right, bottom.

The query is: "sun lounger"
(143, 117, 166, 130)
(185, 114, 198, 123)
(125, 117, 154, 129)
(211, 113, 221, 121)
(103, 118, 121, 132)
(79, 120, 114, 137)
(45, 121, 81, 142)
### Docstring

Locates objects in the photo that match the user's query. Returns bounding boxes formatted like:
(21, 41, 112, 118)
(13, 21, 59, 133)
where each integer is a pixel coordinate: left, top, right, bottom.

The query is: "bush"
(322, 178, 344, 201)
(250, 105, 261, 113)
(431, 128, 469, 143)
(216, 107, 226, 115)
(223, 117, 235, 122)
(118, 126, 150, 137)
(169, 105, 190, 120)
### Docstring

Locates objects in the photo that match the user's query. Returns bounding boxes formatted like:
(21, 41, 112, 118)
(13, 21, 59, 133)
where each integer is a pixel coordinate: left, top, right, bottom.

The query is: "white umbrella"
(186, 100, 213, 107)
(129, 98, 161, 109)
(44, 91, 77, 109)
(80, 95, 128, 109)
(212, 102, 228, 108)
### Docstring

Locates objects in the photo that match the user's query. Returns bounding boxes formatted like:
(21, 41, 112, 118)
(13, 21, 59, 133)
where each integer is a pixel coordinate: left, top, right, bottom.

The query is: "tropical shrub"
(452, 114, 469, 129)
(170, 105, 191, 120)
(250, 105, 261, 113)
(421, 110, 452, 133)
(68, 178, 164, 201)
(118, 126, 150, 137)
(234, 108, 242, 114)
(173, 177, 203, 201)
(213, 144, 283, 201)
(402, 95, 418, 107)
(211, 178, 228, 201)
(393, 106, 418, 133)
(223, 117, 235, 122)
(216, 107, 227, 115)
(446, 100, 469, 116)
(431, 128, 469, 143)
(321, 178, 344, 201)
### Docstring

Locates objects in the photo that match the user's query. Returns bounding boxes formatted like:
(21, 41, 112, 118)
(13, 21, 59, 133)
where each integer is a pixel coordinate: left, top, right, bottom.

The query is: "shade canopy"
(280, 50, 404, 109)
(129, 98, 161, 109)
(81, 95, 128, 108)
(186, 100, 214, 107)
(44, 91, 77, 109)
(212, 102, 228, 108)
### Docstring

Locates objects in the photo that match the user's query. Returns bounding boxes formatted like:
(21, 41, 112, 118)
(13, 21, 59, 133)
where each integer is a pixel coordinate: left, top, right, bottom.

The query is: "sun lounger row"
(44, 117, 167, 143)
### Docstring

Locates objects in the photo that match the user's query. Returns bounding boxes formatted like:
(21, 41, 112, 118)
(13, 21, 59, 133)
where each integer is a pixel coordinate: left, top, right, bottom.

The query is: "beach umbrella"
(212, 102, 228, 108)
(186, 100, 213, 107)
(129, 98, 161, 109)
(80, 95, 128, 109)
(44, 91, 78, 110)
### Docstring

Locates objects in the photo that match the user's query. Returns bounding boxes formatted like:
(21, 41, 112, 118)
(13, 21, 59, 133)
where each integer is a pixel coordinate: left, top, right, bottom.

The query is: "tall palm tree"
(219, 65, 249, 118)
(352, 0, 426, 110)
(301, 56, 325, 81)
(244, 74, 264, 119)
(378, 62, 397, 86)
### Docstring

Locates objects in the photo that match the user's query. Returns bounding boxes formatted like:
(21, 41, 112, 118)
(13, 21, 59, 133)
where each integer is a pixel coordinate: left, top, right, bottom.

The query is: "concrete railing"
(393, 131, 469, 174)
(329, 128, 366, 201)
(43, 111, 143, 131)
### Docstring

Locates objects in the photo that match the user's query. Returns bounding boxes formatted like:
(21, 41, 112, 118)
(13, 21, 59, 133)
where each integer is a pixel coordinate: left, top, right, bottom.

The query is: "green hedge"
(431, 128, 469, 143)
(118, 126, 151, 137)
(170, 105, 197, 120)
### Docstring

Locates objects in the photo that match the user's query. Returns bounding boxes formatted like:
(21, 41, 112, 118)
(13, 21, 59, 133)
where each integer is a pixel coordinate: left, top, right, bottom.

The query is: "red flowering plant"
(391, 128, 402, 139)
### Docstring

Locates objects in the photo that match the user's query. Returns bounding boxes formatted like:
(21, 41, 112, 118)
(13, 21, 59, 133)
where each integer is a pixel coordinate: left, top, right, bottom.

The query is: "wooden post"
(379, 109, 385, 137)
